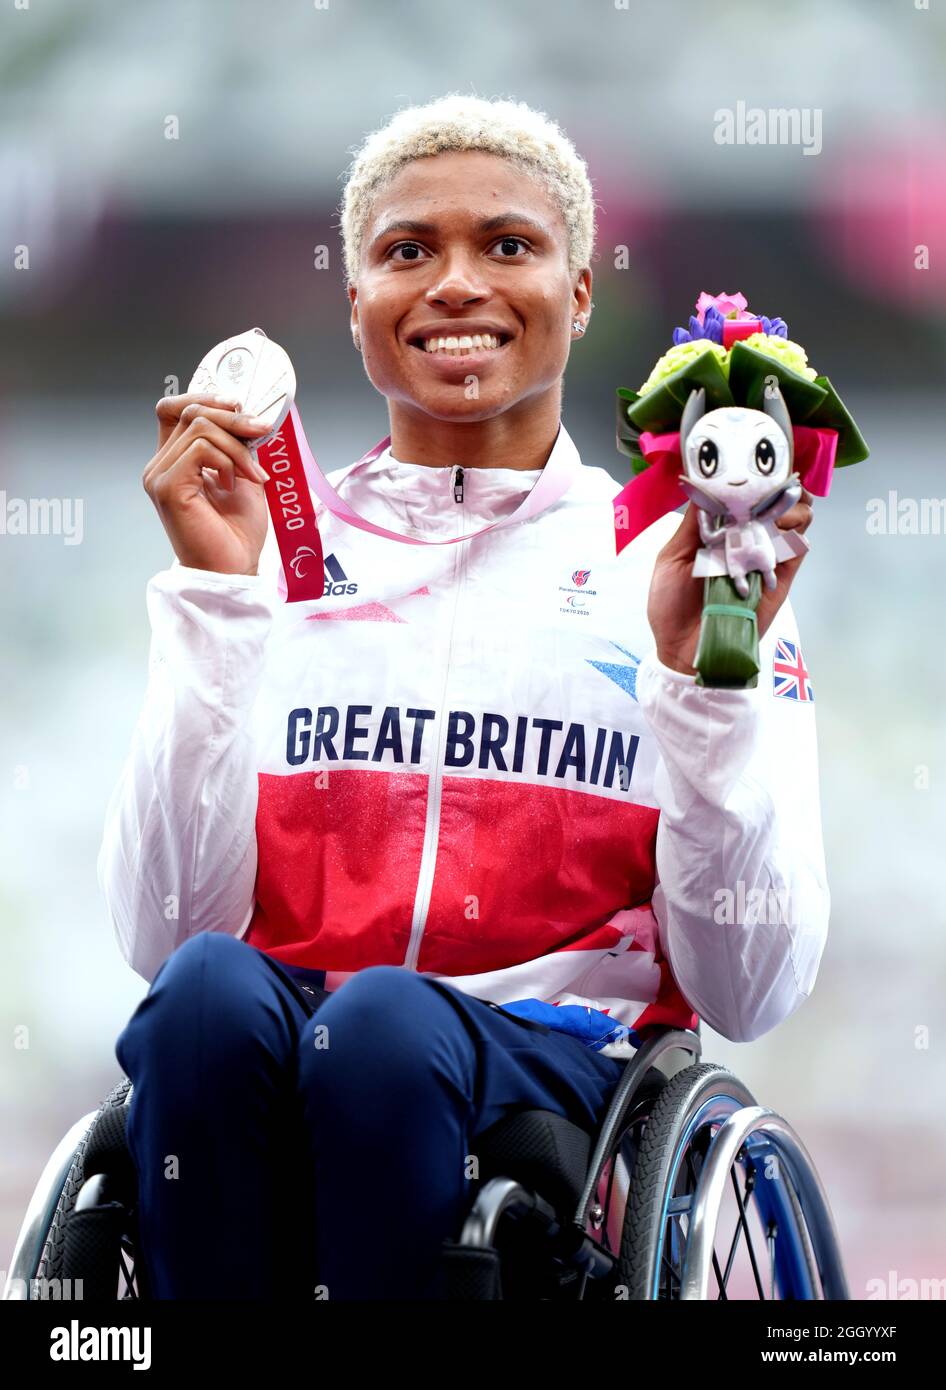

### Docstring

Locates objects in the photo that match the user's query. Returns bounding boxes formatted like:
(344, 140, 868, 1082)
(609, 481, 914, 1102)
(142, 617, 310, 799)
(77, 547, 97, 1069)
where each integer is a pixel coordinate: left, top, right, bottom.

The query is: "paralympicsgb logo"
(559, 566, 597, 617)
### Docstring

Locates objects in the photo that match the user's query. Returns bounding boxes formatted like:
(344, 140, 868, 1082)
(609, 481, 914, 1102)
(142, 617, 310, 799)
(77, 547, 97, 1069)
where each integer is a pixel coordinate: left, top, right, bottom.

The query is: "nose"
(425, 250, 490, 309)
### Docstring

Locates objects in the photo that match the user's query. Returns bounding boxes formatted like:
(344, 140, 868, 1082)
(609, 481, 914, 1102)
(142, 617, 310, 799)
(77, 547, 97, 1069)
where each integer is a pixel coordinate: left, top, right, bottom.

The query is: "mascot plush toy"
(613, 291, 869, 688)
(679, 385, 808, 599)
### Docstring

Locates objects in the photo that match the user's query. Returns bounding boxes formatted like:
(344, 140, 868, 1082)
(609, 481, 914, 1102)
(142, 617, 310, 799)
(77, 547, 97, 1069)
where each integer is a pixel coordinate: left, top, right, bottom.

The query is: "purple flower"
(702, 307, 725, 341)
(671, 306, 724, 346)
(760, 315, 789, 338)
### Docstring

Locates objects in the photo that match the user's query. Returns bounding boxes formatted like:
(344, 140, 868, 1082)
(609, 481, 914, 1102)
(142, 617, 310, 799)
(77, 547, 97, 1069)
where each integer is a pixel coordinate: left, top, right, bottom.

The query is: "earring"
(573, 319, 585, 335)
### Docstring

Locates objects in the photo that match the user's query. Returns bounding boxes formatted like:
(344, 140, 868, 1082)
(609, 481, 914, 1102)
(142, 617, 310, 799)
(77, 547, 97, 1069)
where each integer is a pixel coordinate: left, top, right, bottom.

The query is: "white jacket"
(97, 421, 830, 1051)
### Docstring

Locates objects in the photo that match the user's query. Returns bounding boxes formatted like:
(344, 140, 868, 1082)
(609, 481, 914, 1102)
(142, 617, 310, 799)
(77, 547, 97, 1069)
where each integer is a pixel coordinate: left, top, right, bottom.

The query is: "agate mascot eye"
(678, 385, 810, 598)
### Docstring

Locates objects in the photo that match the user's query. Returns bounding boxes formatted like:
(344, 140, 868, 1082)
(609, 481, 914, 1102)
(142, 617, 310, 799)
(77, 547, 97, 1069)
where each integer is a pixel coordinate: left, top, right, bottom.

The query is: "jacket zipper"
(403, 464, 467, 971)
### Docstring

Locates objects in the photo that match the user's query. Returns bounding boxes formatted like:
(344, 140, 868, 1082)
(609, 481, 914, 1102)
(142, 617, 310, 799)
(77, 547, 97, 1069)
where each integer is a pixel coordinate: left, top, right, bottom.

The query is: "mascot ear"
(680, 387, 706, 448)
(762, 383, 794, 466)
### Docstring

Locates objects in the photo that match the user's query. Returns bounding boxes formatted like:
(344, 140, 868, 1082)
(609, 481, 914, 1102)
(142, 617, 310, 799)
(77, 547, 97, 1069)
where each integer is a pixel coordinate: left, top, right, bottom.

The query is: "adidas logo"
(324, 553, 358, 598)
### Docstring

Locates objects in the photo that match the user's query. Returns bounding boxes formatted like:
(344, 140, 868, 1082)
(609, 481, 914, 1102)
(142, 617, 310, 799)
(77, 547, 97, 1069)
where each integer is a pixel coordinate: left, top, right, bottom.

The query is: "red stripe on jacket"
(244, 768, 659, 974)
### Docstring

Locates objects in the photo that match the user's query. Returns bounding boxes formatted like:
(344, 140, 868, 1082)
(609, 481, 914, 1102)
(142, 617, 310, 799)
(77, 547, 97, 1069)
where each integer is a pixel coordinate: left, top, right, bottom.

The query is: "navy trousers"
(114, 931, 627, 1301)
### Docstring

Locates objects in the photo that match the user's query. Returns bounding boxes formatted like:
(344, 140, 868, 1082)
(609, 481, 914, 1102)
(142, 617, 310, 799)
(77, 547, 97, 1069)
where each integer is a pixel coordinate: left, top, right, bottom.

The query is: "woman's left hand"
(647, 488, 815, 675)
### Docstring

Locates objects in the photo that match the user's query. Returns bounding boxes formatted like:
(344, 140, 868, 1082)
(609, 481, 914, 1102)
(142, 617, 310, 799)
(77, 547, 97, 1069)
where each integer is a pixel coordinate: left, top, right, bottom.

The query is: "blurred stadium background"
(2, 0, 945, 1297)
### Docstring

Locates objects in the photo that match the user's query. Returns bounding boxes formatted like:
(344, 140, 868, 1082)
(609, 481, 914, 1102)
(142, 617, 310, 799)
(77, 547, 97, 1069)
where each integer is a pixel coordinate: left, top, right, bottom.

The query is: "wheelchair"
(3, 1021, 849, 1301)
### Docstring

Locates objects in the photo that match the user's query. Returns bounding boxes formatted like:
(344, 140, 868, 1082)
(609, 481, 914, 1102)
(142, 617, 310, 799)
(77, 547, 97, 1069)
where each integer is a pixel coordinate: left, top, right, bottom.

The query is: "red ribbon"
(256, 409, 326, 602)
(613, 425, 839, 556)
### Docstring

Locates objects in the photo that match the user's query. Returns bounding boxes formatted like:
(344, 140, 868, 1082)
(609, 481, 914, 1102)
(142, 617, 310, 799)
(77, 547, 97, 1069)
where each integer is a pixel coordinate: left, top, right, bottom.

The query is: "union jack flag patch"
(773, 638, 814, 702)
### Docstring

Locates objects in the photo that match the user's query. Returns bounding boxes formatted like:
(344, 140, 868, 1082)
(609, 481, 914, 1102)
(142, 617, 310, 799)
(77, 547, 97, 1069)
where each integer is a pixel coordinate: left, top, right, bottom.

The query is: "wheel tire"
(578, 1068, 669, 1301)
(617, 1063, 758, 1300)
(32, 1078, 132, 1292)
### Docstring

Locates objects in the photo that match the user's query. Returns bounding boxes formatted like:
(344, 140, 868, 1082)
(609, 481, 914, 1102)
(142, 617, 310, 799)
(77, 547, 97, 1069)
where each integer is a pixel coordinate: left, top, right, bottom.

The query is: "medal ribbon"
(257, 404, 582, 603)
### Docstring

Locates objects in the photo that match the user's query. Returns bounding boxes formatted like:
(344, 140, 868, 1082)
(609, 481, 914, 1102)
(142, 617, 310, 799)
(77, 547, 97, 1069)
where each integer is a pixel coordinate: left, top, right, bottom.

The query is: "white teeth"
(422, 333, 504, 354)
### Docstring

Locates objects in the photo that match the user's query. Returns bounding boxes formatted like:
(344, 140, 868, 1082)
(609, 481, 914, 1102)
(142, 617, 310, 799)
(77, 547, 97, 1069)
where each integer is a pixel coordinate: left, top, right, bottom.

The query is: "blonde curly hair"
(338, 93, 597, 286)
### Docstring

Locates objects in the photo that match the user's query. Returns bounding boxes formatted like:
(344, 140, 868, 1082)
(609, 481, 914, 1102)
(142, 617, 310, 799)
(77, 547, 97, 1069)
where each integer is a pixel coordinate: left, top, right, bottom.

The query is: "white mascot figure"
(678, 384, 810, 598)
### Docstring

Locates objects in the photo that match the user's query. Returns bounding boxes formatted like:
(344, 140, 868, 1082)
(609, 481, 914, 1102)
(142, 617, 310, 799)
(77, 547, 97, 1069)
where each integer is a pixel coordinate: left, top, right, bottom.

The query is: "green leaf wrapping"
(694, 573, 762, 689)
(806, 373, 870, 466)
(726, 341, 828, 418)
(616, 350, 734, 465)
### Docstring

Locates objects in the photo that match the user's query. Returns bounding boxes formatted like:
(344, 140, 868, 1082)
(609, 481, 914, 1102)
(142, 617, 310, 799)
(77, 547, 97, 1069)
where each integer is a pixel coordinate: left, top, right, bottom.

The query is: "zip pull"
(453, 466, 464, 503)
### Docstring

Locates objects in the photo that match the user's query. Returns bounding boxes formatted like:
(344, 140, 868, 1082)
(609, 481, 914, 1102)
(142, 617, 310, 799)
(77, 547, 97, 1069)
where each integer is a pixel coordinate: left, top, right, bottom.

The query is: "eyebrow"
(370, 212, 551, 245)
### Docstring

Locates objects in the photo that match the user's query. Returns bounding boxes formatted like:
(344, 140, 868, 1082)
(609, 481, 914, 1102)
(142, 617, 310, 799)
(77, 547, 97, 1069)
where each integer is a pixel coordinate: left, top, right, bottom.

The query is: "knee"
(300, 966, 450, 1101)
(153, 931, 258, 1013)
(116, 933, 264, 1073)
(323, 965, 441, 1046)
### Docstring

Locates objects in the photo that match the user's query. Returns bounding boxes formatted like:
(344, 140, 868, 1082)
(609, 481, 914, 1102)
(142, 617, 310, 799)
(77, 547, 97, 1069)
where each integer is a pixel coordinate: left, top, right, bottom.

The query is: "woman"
(99, 94, 826, 1300)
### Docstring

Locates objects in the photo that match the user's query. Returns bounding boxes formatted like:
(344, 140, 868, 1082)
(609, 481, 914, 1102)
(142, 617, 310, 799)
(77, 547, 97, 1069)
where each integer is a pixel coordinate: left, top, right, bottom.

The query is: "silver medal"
(188, 326, 296, 449)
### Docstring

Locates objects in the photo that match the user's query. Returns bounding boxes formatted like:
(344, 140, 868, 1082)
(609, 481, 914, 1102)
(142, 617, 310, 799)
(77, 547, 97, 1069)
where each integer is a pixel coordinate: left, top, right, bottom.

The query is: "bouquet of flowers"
(614, 292, 869, 688)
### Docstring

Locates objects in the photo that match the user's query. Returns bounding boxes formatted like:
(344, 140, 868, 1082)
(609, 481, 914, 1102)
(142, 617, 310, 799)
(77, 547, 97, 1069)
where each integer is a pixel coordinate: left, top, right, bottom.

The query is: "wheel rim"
(652, 1093, 816, 1300)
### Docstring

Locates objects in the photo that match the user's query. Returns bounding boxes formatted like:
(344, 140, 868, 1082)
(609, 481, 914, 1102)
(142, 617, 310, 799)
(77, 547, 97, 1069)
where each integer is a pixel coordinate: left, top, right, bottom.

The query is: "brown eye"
(492, 236, 529, 257)
(755, 438, 776, 474)
(389, 242, 426, 262)
(698, 439, 718, 477)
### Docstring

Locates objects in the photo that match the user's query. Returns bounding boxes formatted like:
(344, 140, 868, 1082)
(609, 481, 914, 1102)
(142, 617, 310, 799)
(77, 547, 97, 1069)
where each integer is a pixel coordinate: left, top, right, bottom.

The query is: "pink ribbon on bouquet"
(257, 404, 582, 602)
(612, 424, 839, 556)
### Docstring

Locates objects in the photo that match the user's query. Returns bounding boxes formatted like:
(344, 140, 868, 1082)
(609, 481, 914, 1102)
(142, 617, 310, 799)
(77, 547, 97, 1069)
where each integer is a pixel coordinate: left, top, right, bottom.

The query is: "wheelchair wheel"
(33, 1077, 140, 1298)
(617, 1063, 842, 1300)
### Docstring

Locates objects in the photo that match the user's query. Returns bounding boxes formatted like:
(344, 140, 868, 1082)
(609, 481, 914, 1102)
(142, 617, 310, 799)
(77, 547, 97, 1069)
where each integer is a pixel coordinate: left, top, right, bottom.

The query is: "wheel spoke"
(767, 1220, 778, 1300)
(715, 1161, 753, 1295)
(684, 1133, 731, 1300)
(718, 1196, 743, 1291)
(661, 1218, 683, 1298)
(711, 1246, 729, 1300)
(118, 1247, 137, 1300)
(119, 1231, 141, 1301)
(728, 1160, 767, 1299)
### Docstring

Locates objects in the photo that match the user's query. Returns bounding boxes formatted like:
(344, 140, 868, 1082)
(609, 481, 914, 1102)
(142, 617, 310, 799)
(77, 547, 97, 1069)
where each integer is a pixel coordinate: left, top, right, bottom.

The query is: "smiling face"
(683, 406, 793, 515)
(349, 149, 592, 430)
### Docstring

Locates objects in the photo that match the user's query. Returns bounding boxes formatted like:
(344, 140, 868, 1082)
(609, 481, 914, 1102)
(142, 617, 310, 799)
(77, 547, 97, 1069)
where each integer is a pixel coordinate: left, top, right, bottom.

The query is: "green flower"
(740, 332, 818, 381)
(639, 338, 729, 395)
